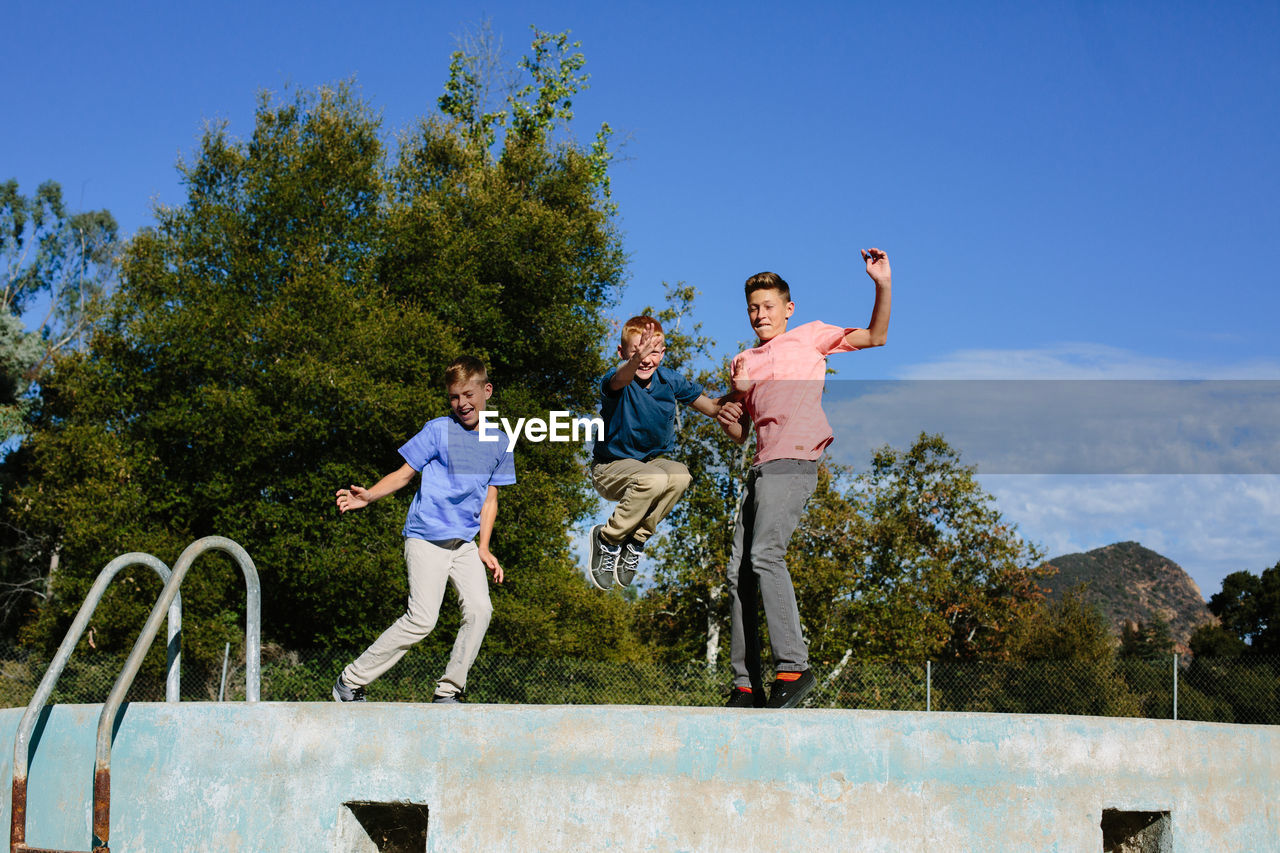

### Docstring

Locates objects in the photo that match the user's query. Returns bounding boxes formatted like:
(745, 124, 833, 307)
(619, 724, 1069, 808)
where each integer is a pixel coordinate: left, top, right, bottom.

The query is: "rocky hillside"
(1040, 541, 1215, 652)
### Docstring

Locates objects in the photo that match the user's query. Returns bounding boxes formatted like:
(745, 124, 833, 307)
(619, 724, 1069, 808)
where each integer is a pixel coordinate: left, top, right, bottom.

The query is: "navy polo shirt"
(593, 365, 703, 462)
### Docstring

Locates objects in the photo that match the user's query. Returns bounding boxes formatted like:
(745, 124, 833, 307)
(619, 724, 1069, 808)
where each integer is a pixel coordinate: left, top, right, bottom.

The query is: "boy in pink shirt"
(718, 248, 892, 708)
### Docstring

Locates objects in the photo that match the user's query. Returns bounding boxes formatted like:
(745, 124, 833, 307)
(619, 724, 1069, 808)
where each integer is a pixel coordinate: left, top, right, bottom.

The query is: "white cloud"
(822, 379, 1280, 474)
(894, 342, 1280, 380)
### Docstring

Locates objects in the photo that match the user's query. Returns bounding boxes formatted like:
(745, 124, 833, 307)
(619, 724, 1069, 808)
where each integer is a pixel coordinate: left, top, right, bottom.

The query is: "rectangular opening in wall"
(336, 800, 429, 853)
(1101, 809, 1171, 853)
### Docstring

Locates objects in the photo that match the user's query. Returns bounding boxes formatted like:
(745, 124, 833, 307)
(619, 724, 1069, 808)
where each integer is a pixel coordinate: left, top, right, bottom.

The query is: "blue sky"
(5, 1, 1279, 596)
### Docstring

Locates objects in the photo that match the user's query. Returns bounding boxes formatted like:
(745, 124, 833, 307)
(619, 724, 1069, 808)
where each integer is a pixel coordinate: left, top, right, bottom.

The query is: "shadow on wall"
(337, 801, 429, 853)
(1102, 809, 1171, 853)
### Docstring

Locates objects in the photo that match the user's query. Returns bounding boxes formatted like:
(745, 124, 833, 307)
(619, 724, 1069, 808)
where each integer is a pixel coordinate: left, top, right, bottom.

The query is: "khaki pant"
(343, 538, 492, 698)
(591, 457, 692, 546)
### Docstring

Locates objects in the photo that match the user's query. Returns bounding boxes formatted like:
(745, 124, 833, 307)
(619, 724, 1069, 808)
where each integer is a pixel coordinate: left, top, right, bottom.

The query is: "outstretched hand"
(336, 485, 371, 514)
(630, 322, 665, 362)
(862, 247, 891, 287)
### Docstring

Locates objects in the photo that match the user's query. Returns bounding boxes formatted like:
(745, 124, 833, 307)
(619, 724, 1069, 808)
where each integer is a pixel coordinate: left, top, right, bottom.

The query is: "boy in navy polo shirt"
(332, 355, 516, 703)
(589, 316, 723, 589)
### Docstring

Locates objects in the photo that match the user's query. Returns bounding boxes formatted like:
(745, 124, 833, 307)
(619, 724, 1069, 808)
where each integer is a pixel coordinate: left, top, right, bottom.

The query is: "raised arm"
(335, 462, 416, 513)
(477, 485, 503, 583)
(843, 248, 892, 349)
(608, 323, 665, 391)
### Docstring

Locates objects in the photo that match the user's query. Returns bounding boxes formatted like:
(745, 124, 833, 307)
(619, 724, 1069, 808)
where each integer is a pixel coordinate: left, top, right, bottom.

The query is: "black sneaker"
(332, 675, 366, 702)
(725, 686, 763, 708)
(588, 524, 620, 590)
(765, 669, 816, 709)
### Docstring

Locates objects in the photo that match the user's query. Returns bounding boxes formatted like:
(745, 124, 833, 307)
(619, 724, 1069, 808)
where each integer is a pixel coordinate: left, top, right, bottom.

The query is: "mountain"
(1039, 541, 1216, 653)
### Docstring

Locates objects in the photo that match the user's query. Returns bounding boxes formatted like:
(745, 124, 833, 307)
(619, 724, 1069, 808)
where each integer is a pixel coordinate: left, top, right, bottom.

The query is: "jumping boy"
(718, 249, 892, 708)
(589, 316, 723, 589)
(332, 355, 515, 704)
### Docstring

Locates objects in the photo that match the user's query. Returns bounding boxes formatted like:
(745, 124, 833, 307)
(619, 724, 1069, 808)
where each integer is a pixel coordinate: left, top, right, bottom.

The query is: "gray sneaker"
(332, 675, 366, 702)
(432, 691, 463, 704)
(588, 524, 620, 590)
(615, 540, 643, 587)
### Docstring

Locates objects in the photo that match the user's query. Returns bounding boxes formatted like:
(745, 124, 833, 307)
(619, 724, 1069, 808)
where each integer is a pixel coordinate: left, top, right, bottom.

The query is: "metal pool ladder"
(9, 536, 261, 853)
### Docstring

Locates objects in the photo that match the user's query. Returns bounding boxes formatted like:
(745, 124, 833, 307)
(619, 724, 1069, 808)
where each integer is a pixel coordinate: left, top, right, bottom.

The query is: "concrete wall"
(2, 702, 1277, 852)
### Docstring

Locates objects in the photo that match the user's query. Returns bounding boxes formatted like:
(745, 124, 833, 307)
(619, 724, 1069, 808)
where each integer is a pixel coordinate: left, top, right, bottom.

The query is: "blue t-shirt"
(593, 365, 703, 462)
(399, 415, 517, 541)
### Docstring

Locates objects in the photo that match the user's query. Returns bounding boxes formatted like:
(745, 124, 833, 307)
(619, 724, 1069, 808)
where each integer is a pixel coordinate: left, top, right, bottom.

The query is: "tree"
(1008, 587, 1116, 663)
(4, 29, 641, 676)
(0, 179, 118, 437)
(377, 27, 628, 662)
(1203, 564, 1280, 655)
(0, 181, 118, 630)
(822, 433, 1049, 661)
(1188, 622, 1248, 658)
(964, 587, 1144, 717)
(1180, 566, 1280, 723)
(1119, 614, 1175, 659)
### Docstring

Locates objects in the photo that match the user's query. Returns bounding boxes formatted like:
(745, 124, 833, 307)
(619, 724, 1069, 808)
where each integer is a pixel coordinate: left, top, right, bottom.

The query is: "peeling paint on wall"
(2, 704, 1277, 852)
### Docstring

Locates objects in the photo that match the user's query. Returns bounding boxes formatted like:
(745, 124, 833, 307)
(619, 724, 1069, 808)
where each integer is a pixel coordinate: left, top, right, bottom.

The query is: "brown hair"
(744, 271, 791, 302)
(620, 315, 663, 345)
(444, 355, 489, 387)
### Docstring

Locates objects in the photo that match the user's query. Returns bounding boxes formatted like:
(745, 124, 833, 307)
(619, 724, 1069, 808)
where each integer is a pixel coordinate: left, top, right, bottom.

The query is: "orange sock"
(776, 671, 802, 682)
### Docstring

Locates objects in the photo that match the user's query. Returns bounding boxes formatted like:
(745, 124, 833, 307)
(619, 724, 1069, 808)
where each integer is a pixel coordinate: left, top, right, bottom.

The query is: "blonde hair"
(444, 355, 489, 387)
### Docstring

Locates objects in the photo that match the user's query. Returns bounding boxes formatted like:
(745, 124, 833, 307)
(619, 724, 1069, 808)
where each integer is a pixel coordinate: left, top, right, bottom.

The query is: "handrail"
(9, 552, 181, 853)
(91, 536, 259, 851)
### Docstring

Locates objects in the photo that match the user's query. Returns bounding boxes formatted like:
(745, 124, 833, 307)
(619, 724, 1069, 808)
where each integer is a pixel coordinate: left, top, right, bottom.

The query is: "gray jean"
(727, 458, 818, 689)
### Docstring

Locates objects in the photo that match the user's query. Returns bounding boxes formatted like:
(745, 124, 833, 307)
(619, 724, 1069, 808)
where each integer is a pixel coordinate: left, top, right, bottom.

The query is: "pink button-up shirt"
(731, 321, 858, 465)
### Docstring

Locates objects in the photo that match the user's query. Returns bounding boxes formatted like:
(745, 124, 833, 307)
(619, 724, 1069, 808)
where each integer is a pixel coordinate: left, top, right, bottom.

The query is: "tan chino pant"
(343, 538, 492, 698)
(591, 457, 692, 546)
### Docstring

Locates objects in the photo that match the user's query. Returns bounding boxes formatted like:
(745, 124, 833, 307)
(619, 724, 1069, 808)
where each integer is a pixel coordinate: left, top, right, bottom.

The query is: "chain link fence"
(1, 642, 1276, 724)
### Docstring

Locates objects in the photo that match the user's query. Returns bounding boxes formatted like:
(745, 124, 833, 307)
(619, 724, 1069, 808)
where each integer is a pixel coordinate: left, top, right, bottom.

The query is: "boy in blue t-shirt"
(332, 355, 516, 703)
(589, 316, 722, 589)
